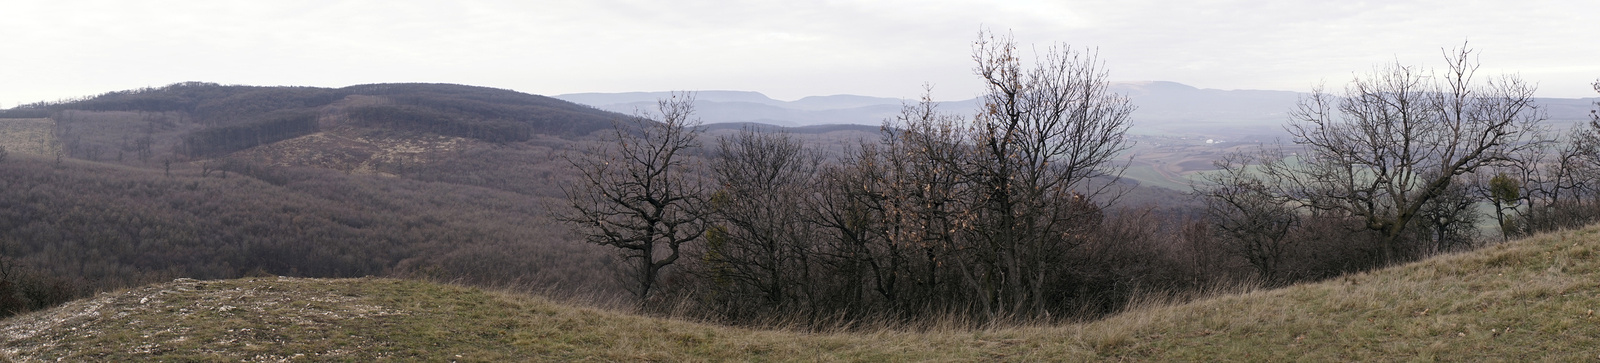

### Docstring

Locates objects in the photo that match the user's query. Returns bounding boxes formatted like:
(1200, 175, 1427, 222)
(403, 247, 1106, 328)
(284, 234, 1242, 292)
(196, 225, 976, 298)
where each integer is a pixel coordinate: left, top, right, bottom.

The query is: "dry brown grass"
(1073, 225, 1600, 360)
(0, 118, 56, 156)
(5, 225, 1599, 361)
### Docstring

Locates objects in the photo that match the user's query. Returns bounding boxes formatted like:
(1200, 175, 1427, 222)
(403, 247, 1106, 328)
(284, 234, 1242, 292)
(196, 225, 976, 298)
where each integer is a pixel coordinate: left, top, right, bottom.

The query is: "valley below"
(0, 80, 1596, 361)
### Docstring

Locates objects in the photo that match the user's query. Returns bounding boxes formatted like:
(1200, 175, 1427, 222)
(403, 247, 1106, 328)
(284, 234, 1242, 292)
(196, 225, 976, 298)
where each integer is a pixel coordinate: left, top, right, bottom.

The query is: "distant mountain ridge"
(554, 81, 1310, 131)
(554, 91, 916, 127)
(555, 91, 911, 111)
(558, 82, 1599, 136)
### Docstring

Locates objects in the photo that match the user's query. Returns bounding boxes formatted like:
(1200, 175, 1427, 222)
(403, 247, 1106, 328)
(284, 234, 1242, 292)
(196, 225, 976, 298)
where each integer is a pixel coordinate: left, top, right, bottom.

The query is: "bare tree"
(136, 134, 154, 164)
(808, 143, 896, 313)
(962, 29, 1134, 316)
(881, 90, 976, 313)
(1196, 152, 1298, 282)
(1581, 79, 1600, 196)
(701, 127, 823, 312)
(1483, 172, 1522, 240)
(1513, 79, 1600, 231)
(1586, 80, 1600, 194)
(1593, 79, 1600, 125)
(1253, 44, 1542, 262)
(1475, 122, 1596, 236)
(47, 124, 65, 168)
(559, 93, 708, 300)
(848, 88, 976, 315)
(1412, 180, 1481, 253)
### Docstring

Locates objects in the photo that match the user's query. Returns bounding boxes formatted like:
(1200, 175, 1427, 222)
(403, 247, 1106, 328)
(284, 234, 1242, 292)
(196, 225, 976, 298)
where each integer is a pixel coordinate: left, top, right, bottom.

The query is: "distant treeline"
(180, 110, 320, 156)
(352, 86, 626, 138)
(346, 105, 531, 143)
(11, 82, 627, 159)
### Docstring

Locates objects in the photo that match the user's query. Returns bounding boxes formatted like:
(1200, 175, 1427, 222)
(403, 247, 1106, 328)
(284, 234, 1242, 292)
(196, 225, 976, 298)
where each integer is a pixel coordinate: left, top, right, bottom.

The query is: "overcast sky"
(3, 0, 1597, 107)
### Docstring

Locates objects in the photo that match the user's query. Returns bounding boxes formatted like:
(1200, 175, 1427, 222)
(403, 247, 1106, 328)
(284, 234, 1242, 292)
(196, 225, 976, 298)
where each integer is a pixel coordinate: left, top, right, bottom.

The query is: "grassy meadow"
(5, 224, 1598, 361)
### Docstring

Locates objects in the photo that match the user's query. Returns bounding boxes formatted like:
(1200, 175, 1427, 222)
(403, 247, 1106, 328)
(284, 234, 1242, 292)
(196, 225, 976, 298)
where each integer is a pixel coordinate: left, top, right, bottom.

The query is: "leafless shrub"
(1195, 153, 1298, 283)
(558, 93, 708, 301)
(1237, 44, 1541, 263)
(696, 128, 824, 318)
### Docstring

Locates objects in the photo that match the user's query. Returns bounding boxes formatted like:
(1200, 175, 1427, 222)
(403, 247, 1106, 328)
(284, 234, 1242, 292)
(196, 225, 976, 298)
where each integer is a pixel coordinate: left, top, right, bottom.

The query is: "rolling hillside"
(5, 224, 1597, 361)
(0, 82, 1183, 323)
(0, 83, 650, 316)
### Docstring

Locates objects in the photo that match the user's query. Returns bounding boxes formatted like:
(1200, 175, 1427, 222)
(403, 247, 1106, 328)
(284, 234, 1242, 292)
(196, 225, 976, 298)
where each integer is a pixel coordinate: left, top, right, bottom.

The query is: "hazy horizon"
(4, 1, 1598, 107)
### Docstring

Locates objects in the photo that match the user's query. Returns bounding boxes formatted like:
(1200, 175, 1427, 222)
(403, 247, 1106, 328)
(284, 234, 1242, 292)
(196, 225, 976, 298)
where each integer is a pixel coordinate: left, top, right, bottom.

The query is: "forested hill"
(0, 82, 626, 157)
(0, 82, 896, 320)
(0, 81, 1179, 324)
(2, 82, 624, 135)
(0, 83, 648, 318)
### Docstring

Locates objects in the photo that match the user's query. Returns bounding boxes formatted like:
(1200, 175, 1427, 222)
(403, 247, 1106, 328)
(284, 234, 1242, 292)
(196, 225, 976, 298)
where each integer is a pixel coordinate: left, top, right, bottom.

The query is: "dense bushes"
(564, 34, 1207, 325)
(563, 44, 1598, 329)
(0, 109, 50, 119)
(659, 129, 1400, 327)
(1485, 80, 1600, 237)
(346, 105, 532, 143)
(0, 263, 77, 317)
(181, 110, 320, 156)
(344, 83, 620, 137)
(190, 88, 348, 126)
(14, 82, 241, 114)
